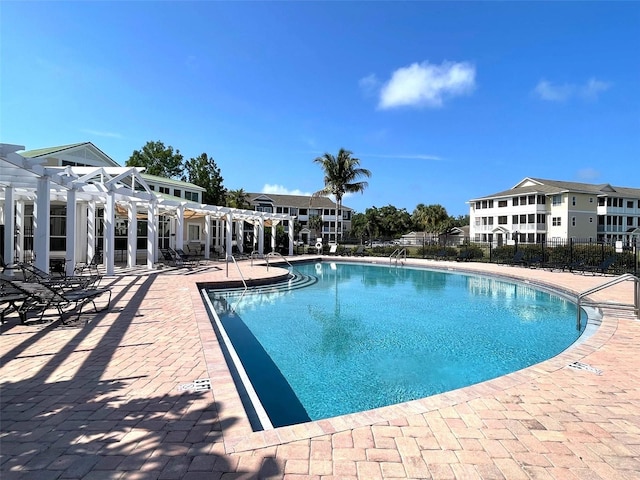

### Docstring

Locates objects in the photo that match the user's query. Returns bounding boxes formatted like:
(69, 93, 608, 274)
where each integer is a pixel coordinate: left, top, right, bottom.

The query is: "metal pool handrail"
(389, 248, 406, 265)
(576, 273, 640, 329)
(225, 254, 247, 291)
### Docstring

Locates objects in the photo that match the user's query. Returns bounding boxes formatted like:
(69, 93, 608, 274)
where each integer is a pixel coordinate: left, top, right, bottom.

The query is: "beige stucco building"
(469, 177, 640, 245)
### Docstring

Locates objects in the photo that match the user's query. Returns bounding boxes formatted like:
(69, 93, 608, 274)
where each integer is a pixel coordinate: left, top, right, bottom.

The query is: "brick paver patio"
(1, 257, 638, 479)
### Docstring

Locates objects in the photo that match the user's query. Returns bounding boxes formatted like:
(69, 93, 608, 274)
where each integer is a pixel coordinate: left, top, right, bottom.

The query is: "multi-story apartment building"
(469, 177, 640, 245)
(247, 193, 354, 245)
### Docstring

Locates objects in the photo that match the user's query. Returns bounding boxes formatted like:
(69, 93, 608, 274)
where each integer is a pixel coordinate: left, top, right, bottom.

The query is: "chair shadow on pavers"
(0, 274, 280, 479)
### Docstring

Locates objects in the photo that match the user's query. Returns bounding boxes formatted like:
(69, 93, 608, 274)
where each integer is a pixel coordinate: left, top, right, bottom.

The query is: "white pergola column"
(87, 200, 96, 262)
(34, 177, 51, 273)
(204, 214, 211, 259)
(271, 220, 277, 252)
(104, 192, 115, 276)
(146, 201, 157, 269)
(15, 200, 24, 263)
(253, 222, 259, 254)
(2, 187, 15, 271)
(237, 220, 244, 253)
(288, 218, 294, 256)
(65, 189, 77, 276)
(225, 212, 233, 260)
(176, 205, 184, 250)
(257, 217, 264, 255)
(127, 202, 137, 268)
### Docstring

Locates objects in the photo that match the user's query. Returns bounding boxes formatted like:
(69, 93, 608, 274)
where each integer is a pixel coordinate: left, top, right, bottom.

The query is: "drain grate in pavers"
(177, 378, 212, 392)
(567, 361, 603, 375)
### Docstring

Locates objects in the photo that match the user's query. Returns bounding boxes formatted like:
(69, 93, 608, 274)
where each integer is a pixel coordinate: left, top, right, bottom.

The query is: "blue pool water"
(207, 261, 584, 428)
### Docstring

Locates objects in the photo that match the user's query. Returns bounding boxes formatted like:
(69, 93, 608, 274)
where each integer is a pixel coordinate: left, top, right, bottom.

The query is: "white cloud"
(377, 61, 476, 109)
(534, 78, 611, 102)
(81, 129, 123, 138)
(359, 74, 380, 97)
(577, 168, 601, 181)
(261, 184, 312, 196)
(581, 78, 611, 99)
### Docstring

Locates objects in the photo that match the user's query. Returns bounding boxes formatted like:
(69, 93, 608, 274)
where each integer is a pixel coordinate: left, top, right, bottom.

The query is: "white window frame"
(187, 223, 201, 242)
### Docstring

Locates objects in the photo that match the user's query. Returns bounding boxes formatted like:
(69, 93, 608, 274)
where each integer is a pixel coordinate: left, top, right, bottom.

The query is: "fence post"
(570, 238, 574, 266)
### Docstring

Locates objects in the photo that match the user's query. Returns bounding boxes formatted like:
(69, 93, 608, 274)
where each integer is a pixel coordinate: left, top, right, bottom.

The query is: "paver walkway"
(1, 257, 639, 480)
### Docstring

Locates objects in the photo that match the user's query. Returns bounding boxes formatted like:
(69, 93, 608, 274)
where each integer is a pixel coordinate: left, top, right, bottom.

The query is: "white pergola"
(1, 143, 294, 276)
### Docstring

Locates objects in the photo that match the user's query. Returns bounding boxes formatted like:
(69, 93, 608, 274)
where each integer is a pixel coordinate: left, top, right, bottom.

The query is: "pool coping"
(191, 256, 620, 454)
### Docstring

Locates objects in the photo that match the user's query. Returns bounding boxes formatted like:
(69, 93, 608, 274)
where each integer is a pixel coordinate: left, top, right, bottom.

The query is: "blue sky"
(2, 1, 639, 216)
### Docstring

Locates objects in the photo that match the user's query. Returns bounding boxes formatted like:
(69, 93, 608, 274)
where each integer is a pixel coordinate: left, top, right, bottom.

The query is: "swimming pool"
(205, 261, 585, 429)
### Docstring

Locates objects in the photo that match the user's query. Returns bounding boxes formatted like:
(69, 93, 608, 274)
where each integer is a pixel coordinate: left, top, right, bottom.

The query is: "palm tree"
(412, 203, 449, 244)
(313, 149, 371, 244)
(225, 188, 251, 210)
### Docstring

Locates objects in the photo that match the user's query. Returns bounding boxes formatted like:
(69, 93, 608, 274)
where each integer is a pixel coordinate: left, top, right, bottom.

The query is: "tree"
(126, 140, 184, 178)
(377, 205, 412, 239)
(412, 204, 449, 242)
(183, 153, 226, 205)
(225, 188, 251, 210)
(313, 148, 371, 244)
(363, 207, 383, 242)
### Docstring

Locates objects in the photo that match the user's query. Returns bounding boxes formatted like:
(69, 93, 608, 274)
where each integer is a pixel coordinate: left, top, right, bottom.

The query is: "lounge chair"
(174, 248, 199, 267)
(1, 279, 29, 323)
(1, 277, 111, 324)
(161, 249, 180, 267)
(582, 256, 616, 276)
(526, 255, 544, 268)
(353, 245, 365, 257)
(213, 245, 226, 260)
(21, 263, 101, 289)
(328, 244, 338, 255)
(434, 249, 448, 260)
(0, 253, 21, 275)
(507, 250, 526, 266)
(74, 252, 102, 276)
(456, 250, 473, 262)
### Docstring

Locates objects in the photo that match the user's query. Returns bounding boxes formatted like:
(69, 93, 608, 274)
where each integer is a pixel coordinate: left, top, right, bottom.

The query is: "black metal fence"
(469, 238, 638, 275)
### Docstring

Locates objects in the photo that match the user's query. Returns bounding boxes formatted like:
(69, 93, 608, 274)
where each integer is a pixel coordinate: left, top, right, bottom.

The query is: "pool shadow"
(210, 295, 311, 428)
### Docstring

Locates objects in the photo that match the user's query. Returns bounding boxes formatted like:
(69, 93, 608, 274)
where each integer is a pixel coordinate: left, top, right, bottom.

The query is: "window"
(627, 217, 633, 226)
(512, 197, 519, 206)
(149, 185, 155, 191)
(173, 189, 181, 198)
(528, 195, 535, 205)
(552, 217, 561, 226)
(528, 214, 535, 224)
(159, 186, 170, 194)
(590, 217, 593, 223)
(536, 214, 545, 224)
(628, 201, 634, 209)
(552, 195, 562, 206)
(481, 200, 488, 209)
(184, 191, 199, 202)
(519, 214, 526, 224)
(187, 224, 200, 242)
(498, 216, 507, 225)
(589, 197, 593, 203)
(572, 217, 576, 226)
(512, 215, 519, 224)
(488, 200, 494, 208)
(537, 195, 546, 205)
(572, 196, 576, 206)
(50, 205, 67, 251)
(299, 208, 308, 215)
(498, 200, 507, 208)
(520, 196, 527, 205)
